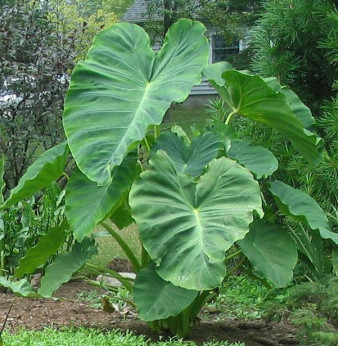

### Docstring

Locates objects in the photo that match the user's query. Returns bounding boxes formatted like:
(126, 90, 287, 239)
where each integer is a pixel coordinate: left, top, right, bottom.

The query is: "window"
(212, 35, 239, 63)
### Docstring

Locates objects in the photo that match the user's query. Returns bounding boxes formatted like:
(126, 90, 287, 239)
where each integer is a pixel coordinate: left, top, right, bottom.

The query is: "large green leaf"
(203, 63, 323, 164)
(133, 263, 198, 321)
(1, 142, 69, 210)
(227, 139, 278, 179)
(65, 152, 139, 241)
(130, 151, 263, 290)
(264, 77, 316, 131)
(15, 221, 69, 278)
(0, 154, 4, 204)
(63, 19, 209, 185)
(269, 181, 338, 244)
(151, 132, 222, 177)
(237, 220, 298, 288)
(0, 277, 39, 297)
(38, 238, 97, 297)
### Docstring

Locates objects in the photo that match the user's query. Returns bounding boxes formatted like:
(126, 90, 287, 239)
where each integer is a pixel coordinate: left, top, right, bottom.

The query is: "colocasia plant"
(0, 19, 337, 337)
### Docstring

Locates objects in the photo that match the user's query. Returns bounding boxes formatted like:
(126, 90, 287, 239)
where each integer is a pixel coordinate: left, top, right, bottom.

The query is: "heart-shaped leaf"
(151, 132, 222, 177)
(238, 219, 298, 288)
(38, 238, 97, 297)
(203, 63, 323, 165)
(63, 19, 209, 185)
(130, 151, 263, 290)
(227, 139, 278, 179)
(269, 181, 338, 244)
(1, 142, 69, 209)
(65, 152, 139, 241)
(15, 221, 69, 278)
(133, 263, 198, 321)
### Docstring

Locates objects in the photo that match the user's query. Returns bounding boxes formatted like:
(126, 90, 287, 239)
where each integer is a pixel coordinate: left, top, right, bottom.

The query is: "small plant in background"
(263, 277, 338, 345)
(0, 151, 98, 296)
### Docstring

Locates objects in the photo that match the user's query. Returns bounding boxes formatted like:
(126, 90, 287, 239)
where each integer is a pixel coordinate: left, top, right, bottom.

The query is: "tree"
(144, 0, 261, 43)
(250, 0, 337, 114)
(0, 1, 74, 191)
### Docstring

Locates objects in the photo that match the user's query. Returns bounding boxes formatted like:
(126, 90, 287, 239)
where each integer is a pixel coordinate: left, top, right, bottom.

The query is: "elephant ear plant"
(0, 19, 336, 337)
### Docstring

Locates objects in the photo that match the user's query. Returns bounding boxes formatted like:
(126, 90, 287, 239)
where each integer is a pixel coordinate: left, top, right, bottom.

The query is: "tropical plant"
(0, 19, 337, 337)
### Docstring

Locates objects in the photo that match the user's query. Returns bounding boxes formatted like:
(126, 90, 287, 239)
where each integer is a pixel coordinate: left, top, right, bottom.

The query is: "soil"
(0, 260, 300, 345)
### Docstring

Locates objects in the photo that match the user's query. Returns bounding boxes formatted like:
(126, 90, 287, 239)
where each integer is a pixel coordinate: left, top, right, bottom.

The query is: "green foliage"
(0, 182, 67, 276)
(238, 220, 298, 288)
(1, 142, 69, 210)
(250, 0, 337, 112)
(134, 263, 198, 321)
(208, 275, 269, 320)
(0, 1, 73, 191)
(57, 19, 330, 337)
(203, 62, 323, 165)
(1, 327, 244, 345)
(143, 0, 261, 45)
(264, 278, 338, 345)
(2, 18, 334, 339)
(38, 237, 97, 297)
(65, 152, 139, 241)
(47, 0, 121, 61)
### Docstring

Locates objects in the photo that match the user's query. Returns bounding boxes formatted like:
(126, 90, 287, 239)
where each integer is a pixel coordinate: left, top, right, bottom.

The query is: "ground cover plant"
(0, 18, 337, 340)
(1, 327, 245, 346)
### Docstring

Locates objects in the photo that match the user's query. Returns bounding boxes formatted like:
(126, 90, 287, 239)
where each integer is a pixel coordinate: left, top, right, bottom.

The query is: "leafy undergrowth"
(2, 327, 244, 346)
(263, 277, 338, 345)
(204, 275, 269, 321)
(202, 274, 338, 345)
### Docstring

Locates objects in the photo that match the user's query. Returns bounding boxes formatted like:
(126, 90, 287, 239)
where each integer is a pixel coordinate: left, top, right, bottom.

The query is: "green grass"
(90, 223, 141, 269)
(163, 104, 209, 136)
(2, 327, 244, 346)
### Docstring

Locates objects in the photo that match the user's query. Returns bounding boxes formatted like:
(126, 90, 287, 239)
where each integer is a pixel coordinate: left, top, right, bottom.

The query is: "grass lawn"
(2, 328, 244, 345)
(162, 103, 210, 136)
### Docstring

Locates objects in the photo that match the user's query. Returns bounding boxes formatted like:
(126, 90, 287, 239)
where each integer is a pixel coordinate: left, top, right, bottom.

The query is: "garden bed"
(0, 279, 299, 345)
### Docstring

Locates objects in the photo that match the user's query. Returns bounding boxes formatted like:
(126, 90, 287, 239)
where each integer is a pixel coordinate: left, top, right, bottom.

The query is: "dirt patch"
(0, 280, 299, 345)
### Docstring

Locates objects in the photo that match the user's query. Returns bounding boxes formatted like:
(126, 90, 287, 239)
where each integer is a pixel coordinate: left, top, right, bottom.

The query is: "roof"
(122, 0, 149, 23)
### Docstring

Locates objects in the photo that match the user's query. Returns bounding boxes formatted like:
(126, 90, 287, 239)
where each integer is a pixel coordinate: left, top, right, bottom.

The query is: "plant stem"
(224, 256, 246, 279)
(154, 125, 160, 139)
(224, 249, 242, 262)
(225, 109, 238, 125)
(143, 137, 151, 152)
(100, 222, 141, 273)
(62, 172, 70, 180)
(137, 160, 144, 172)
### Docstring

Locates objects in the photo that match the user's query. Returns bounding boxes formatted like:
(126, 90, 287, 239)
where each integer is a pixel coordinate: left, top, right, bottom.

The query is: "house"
(121, 0, 246, 99)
